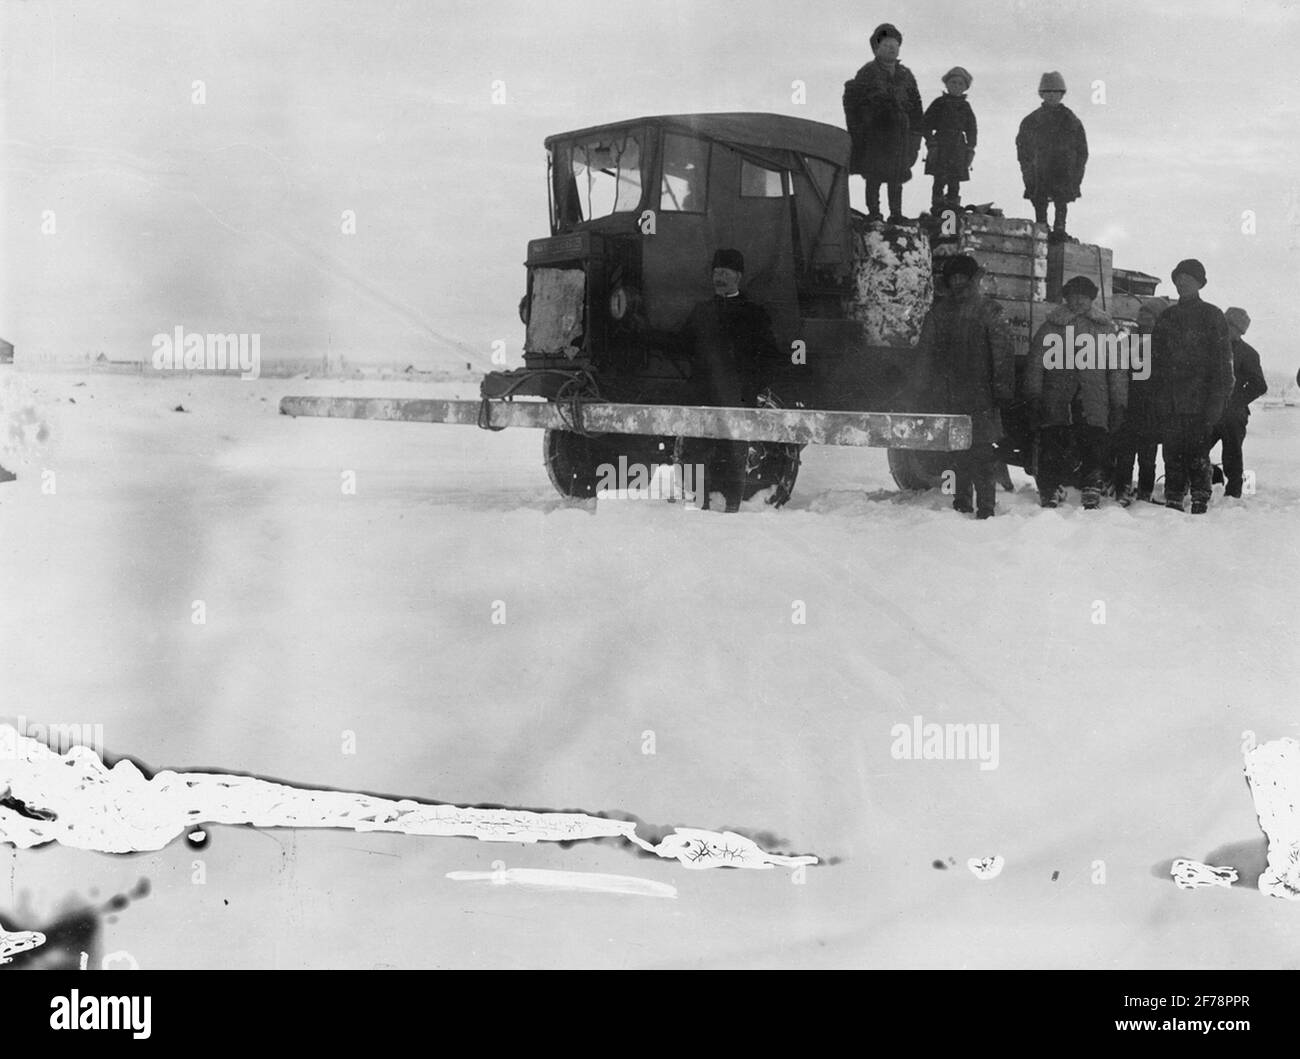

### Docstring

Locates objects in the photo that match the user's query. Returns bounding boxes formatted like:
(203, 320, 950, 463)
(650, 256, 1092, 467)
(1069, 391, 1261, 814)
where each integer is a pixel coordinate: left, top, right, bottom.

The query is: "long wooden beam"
(279, 396, 972, 452)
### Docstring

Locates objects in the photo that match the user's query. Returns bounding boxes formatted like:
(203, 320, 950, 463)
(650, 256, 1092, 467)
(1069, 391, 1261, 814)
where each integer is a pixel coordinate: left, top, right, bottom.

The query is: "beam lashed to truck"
(279, 396, 972, 451)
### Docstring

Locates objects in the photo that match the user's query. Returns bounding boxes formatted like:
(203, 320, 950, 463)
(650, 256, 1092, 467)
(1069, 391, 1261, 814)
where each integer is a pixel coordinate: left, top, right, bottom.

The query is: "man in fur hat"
(1149, 259, 1234, 513)
(1024, 275, 1127, 508)
(1016, 72, 1088, 243)
(678, 248, 783, 511)
(922, 66, 978, 213)
(1210, 306, 1268, 498)
(843, 23, 924, 225)
(910, 254, 1014, 518)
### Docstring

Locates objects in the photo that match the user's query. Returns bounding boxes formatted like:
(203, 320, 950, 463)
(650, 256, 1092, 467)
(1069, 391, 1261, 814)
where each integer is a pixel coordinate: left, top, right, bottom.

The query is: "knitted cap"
(1038, 71, 1066, 93)
(1224, 307, 1251, 332)
(942, 67, 972, 89)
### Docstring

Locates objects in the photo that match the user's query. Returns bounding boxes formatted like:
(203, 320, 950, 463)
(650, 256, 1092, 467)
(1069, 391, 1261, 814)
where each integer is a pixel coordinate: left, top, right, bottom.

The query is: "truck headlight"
(608, 286, 636, 321)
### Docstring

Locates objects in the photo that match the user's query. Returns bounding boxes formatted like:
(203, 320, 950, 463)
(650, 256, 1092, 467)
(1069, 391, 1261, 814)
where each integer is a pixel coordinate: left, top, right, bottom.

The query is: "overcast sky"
(3, 0, 1298, 373)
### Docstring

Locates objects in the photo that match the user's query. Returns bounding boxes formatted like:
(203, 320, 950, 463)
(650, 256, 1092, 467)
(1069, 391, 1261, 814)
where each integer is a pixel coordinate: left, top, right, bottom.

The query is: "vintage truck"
(281, 112, 1161, 505)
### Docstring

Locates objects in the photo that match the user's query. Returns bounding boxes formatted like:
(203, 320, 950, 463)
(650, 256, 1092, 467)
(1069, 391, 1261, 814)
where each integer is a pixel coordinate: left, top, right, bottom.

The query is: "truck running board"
(278, 396, 972, 452)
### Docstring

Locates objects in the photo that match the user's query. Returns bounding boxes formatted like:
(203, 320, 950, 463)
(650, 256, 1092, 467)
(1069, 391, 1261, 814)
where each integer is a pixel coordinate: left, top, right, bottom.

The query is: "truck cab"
(504, 113, 856, 408)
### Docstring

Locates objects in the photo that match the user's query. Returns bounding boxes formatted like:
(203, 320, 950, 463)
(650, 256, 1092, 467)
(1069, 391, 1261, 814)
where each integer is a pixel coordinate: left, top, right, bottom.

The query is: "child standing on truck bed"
(922, 66, 977, 214)
(1016, 71, 1088, 242)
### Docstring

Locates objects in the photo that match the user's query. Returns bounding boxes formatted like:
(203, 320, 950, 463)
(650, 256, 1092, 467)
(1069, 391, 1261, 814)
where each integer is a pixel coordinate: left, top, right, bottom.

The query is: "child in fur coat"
(922, 67, 977, 213)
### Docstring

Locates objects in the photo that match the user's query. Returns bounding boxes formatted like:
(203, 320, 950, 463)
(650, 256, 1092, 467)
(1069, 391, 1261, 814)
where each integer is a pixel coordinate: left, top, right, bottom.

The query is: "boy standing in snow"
(1024, 276, 1127, 509)
(1149, 259, 1234, 514)
(1211, 307, 1268, 498)
(1016, 72, 1088, 242)
(911, 255, 1014, 519)
(1110, 297, 1169, 504)
(922, 67, 977, 214)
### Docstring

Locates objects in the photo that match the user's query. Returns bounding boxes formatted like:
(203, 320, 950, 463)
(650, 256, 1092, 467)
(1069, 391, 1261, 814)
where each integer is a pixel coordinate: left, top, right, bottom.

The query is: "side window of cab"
(660, 133, 709, 213)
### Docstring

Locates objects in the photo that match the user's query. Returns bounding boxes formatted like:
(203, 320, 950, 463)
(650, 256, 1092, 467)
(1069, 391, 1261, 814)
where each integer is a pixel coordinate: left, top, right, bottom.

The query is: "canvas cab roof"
(544, 113, 850, 167)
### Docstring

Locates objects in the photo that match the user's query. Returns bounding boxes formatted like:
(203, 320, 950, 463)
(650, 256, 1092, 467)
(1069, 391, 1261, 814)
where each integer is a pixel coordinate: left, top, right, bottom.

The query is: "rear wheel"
(887, 448, 952, 491)
(741, 441, 802, 506)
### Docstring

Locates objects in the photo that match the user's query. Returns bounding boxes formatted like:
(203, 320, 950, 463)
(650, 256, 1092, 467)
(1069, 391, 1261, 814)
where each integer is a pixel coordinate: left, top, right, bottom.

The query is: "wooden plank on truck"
(960, 248, 1047, 280)
(978, 272, 1043, 301)
(1048, 242, 1113, 305)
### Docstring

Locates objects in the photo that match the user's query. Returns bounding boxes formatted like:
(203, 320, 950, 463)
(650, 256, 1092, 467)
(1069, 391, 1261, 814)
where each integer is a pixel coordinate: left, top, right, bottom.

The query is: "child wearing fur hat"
(842, 23, 924, 225)
(922, 67, 977, 213)
(1016, 72, 1088, 243)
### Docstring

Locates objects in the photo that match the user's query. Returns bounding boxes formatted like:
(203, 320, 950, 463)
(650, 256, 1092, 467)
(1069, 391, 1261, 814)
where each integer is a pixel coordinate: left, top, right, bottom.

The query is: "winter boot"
(952, 497, 974, 514)
(1081, 485, 1101, 510)
(1190, 498, 1209, 514)
(885, 184, 906, 226)
(975, 506, 994, 520)
(1165, 494, 1185, 512)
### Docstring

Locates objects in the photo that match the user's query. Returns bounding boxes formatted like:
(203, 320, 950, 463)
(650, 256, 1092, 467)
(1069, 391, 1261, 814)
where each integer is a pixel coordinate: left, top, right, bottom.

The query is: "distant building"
(0, 338, 13, 364)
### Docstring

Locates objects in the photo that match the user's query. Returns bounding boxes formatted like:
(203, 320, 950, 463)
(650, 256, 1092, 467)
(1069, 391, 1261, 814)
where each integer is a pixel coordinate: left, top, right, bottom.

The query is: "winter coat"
(1122, 328, 1158, 435)
(842, 60, 924, 183)
(922, 94, 977, 182)
(1223, 336, 1267, 421)
(1023, 303, 1128, 430)
(911, 283, 1015, 445)
(1016, 104, 1088, 203)
(680, 293, 783, 408)
(1149, 295, 1235, 428)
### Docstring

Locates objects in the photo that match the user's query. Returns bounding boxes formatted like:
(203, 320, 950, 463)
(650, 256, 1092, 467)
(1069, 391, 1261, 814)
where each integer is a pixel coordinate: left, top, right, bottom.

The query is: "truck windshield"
(552, 131, 645, 226)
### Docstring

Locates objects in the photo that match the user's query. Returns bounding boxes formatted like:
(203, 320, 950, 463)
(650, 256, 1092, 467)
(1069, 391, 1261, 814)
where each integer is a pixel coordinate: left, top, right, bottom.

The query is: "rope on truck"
(476, 368, 603, 435)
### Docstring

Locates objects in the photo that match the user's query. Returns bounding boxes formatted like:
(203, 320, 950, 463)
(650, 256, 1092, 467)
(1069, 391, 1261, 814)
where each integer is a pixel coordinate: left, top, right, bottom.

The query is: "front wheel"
(543, 429, 609, 499)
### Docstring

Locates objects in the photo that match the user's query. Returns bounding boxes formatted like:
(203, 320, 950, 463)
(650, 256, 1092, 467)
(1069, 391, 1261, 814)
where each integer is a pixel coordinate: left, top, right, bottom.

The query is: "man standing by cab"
(678, 248, 783, 511)
(1149, 259, 1234, 514)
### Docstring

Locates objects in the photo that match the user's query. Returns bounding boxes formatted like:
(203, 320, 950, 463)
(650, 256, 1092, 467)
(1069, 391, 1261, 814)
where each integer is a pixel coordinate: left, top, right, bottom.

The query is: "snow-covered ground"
(2, 367, 1299, 968)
